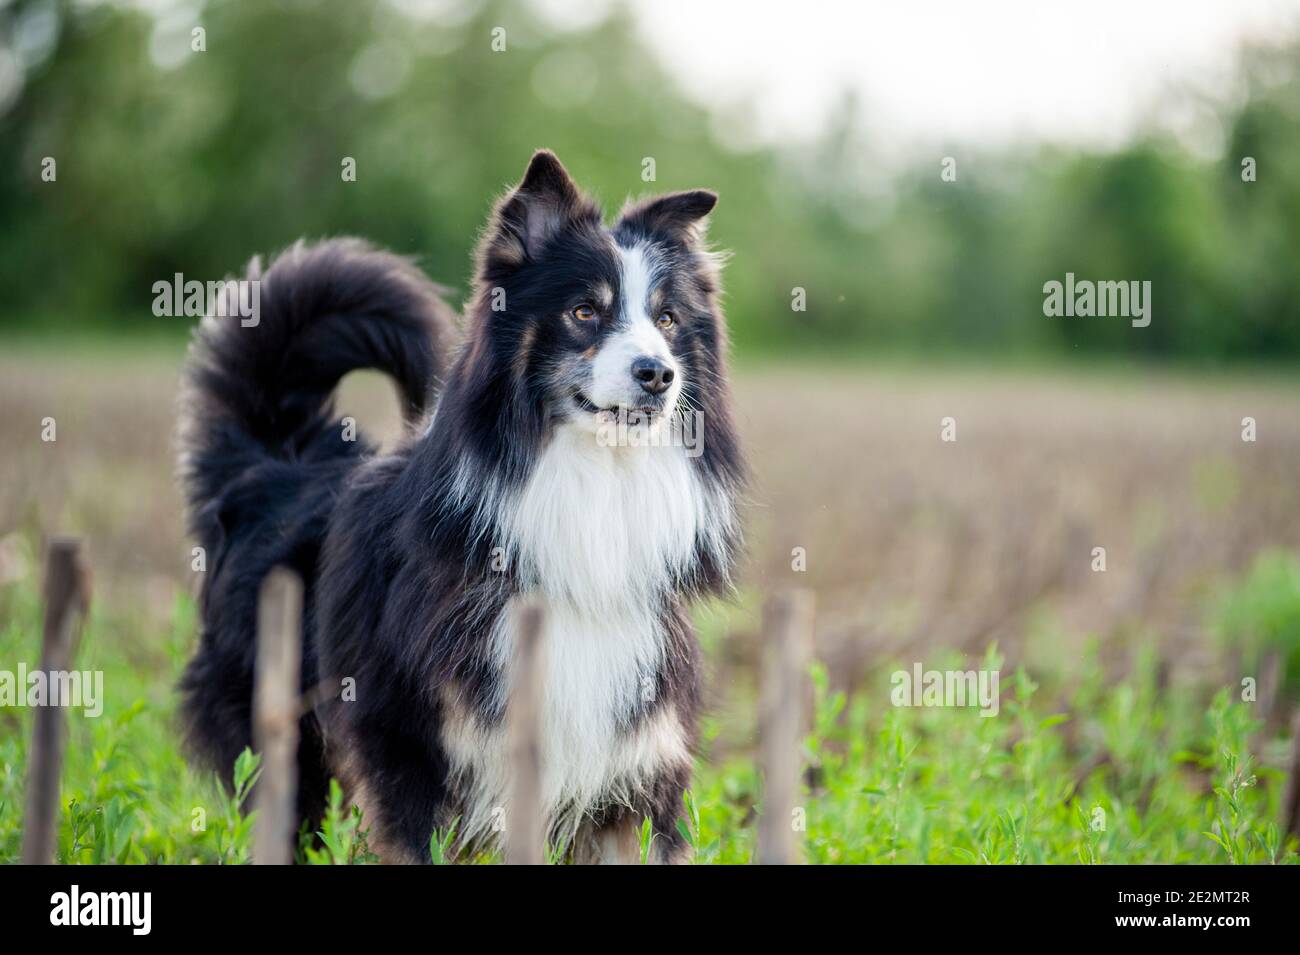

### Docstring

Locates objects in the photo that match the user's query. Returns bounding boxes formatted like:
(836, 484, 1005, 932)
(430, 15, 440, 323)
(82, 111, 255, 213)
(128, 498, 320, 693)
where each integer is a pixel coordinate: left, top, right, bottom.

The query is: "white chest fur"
(442, 426, 717, 843)
(504, 424, 706, 612)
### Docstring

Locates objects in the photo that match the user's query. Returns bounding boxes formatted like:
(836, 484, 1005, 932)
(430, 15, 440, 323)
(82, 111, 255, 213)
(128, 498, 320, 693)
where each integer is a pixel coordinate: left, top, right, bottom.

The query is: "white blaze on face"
(586, 242, 682, 411)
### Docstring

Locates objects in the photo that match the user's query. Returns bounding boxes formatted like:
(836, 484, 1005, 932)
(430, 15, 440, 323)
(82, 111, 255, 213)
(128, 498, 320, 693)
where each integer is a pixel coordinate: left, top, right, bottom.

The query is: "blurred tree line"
(2, 0, 1299, 361)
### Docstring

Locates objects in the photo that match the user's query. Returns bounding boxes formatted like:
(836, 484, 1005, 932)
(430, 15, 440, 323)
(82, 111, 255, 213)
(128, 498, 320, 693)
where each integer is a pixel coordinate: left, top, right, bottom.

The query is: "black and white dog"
(177, 151, 745, 863)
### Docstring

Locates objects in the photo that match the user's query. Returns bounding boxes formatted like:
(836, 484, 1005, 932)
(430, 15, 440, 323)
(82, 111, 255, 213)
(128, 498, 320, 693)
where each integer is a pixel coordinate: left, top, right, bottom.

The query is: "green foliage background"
(3, 0, 1300, 361)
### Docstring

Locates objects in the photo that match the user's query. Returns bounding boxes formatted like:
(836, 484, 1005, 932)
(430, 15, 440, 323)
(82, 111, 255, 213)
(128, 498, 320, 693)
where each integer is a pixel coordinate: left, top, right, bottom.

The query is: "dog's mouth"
(573, 392, 609, 415)
(573, 392, 663, 418)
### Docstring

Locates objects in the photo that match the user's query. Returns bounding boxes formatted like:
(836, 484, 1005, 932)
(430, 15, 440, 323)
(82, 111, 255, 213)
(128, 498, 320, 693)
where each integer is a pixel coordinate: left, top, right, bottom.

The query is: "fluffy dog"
(177, 150, 744, 863)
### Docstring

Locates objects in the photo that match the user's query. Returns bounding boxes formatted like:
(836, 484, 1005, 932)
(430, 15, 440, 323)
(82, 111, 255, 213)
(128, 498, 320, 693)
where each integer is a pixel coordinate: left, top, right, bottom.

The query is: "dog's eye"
(655, 311, 675, 329)
(571, 304, 596, 322)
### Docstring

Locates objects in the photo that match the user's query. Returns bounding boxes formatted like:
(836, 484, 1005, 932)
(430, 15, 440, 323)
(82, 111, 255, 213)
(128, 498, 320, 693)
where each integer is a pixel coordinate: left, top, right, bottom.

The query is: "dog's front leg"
(573, 814, 641, 865)
(649, 813, 693, 865)
(334, 715, 450, 865)
(571, 809, 693, 865)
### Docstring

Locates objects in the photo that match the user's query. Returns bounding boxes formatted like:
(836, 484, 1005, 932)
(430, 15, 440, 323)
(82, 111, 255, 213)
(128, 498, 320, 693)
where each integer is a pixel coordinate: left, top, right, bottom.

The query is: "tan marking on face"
(583, 344, 599, 360)
(595, 282, 614, 309)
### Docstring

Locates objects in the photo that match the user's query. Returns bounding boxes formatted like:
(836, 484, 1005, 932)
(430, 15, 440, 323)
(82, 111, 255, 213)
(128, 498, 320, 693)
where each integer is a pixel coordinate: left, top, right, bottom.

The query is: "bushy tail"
(176, 237, 457, 824)
(178, 237, 455, 511)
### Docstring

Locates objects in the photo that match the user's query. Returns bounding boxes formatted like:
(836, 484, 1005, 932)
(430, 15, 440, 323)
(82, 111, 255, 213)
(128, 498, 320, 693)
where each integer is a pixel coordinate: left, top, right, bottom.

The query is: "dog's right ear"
(477, 150, 595, 277)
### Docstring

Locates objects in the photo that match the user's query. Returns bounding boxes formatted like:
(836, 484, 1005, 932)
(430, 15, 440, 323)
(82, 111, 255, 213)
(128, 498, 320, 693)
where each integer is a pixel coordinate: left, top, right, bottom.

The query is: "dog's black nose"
(631, 356, 674, 395)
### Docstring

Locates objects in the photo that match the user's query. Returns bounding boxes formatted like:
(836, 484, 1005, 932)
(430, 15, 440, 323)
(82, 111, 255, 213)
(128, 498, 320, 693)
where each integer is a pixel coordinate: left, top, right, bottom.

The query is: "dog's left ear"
(617, 190, 718, 247)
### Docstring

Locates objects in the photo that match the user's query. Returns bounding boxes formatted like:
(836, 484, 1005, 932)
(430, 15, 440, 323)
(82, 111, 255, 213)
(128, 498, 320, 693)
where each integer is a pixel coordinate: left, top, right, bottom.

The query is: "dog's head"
(470, 150, 727, 437)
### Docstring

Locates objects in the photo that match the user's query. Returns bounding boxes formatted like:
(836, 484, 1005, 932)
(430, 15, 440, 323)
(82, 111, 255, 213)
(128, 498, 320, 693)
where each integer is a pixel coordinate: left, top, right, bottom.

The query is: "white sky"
(529, 0, 1300, 155)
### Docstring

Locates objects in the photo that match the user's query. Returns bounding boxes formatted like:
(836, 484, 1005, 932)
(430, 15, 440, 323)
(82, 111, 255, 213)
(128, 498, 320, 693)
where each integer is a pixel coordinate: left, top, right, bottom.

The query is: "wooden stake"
(757, 588, 814, 865)
(21, 537, 90, 865)
(1258, 649, 1284, 734)
(504, 598, 546, 865)
(1282, 709, 1300, 841)
(253, 566, 303, 865)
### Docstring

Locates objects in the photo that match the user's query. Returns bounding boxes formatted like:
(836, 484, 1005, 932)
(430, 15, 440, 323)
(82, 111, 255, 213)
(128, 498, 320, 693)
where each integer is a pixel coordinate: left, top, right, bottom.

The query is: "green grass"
(691, 654, 1287, 864)
(0, 538, 1296, 864)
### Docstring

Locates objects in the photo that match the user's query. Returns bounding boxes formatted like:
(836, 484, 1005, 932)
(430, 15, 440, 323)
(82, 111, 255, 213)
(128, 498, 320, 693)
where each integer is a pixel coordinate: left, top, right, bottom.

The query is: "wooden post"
(505, 598, 546, 865)
(1282, 709, 1300, 841)
(756, 588, 814, 865)
(253, 567, 303, 865)
(21, 538, 90, 865)
(1257, 649, 1282, 732)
